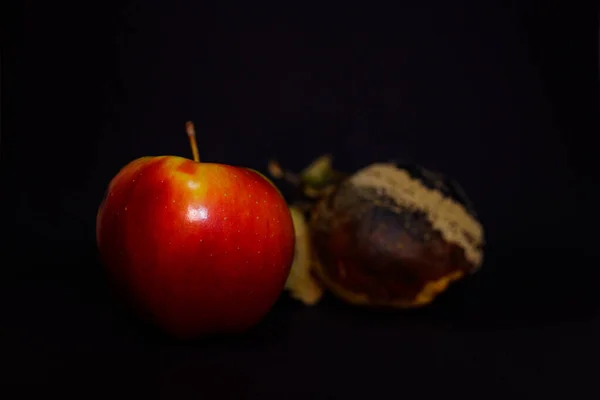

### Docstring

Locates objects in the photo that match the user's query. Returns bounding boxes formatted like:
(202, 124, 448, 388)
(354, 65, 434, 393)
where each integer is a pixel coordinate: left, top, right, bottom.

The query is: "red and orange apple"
(96, 122, 295, 338)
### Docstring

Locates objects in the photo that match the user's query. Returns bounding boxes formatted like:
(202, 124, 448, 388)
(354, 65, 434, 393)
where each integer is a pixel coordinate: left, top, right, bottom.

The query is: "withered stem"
(268, 160, 301, 186)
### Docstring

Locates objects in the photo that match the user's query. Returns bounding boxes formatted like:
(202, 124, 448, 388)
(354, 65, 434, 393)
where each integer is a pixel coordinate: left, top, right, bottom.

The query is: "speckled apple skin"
(96, 156, 295, 338)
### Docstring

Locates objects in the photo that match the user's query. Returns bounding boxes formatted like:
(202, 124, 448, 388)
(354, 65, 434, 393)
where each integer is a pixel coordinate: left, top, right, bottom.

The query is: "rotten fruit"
(270, 155, 485, 308)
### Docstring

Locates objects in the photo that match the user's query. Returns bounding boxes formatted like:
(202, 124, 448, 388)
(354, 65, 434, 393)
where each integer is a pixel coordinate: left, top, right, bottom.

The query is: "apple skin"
(96, 155, 295, 338)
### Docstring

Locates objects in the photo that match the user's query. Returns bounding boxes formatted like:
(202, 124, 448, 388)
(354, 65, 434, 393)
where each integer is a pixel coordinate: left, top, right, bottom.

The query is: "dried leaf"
(284, 206, 325, 305)
(300, 154, 334, 187)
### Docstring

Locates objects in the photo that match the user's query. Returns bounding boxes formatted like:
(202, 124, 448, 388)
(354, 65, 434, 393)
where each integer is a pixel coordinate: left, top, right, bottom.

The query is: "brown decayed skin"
(309, 167, 483, 308)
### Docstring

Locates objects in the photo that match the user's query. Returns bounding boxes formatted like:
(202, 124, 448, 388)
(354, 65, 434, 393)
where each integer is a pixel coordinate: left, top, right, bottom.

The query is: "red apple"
(96, 122, 295, 338)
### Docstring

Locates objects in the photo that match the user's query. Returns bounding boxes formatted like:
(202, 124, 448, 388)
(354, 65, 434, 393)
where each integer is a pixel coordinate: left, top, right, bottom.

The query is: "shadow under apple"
(5, 227, 596, 354)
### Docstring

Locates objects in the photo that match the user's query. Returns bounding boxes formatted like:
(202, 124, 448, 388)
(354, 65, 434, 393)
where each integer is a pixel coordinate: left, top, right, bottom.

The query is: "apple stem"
(186, 121, 200, 162)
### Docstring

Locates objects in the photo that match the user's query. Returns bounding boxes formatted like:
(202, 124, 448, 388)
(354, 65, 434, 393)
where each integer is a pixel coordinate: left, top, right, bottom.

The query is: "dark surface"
(2, 1, 597, 397)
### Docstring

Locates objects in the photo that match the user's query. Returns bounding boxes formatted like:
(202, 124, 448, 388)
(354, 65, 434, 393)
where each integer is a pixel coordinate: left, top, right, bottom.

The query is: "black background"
(2, 1, 598, 397)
